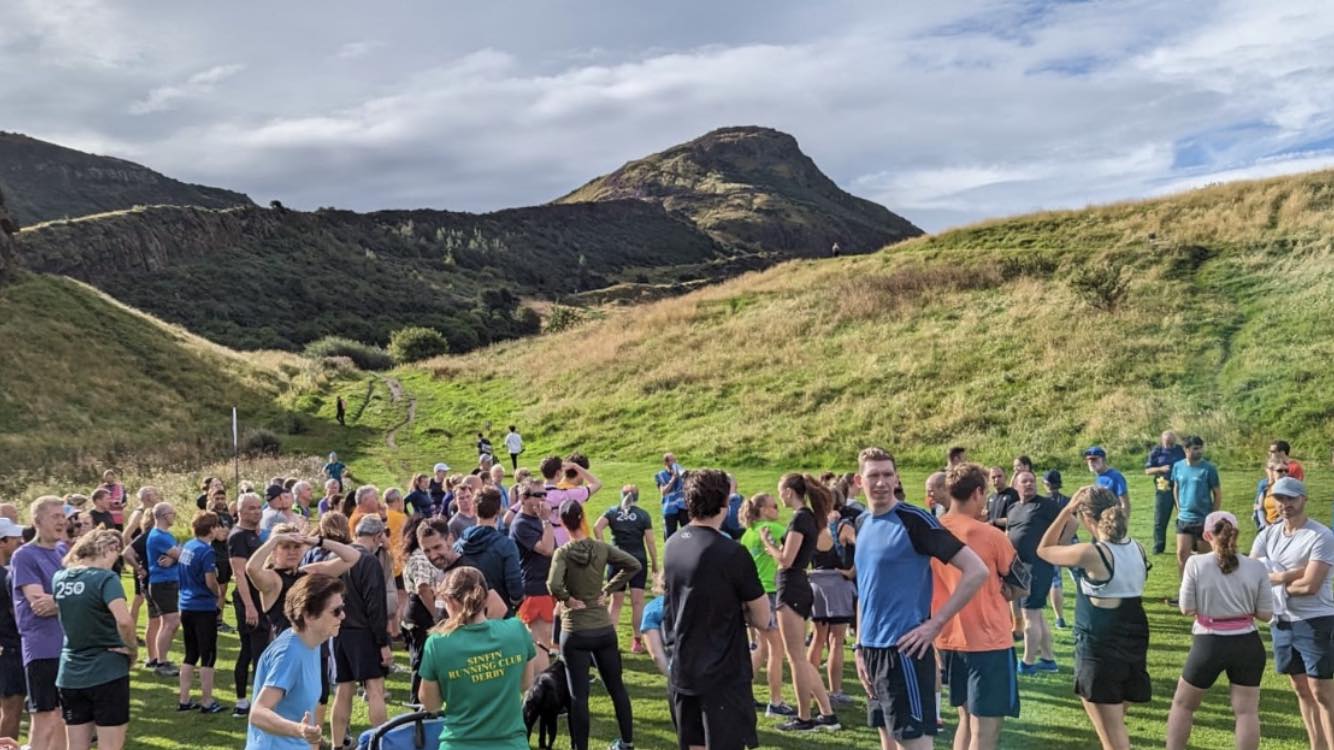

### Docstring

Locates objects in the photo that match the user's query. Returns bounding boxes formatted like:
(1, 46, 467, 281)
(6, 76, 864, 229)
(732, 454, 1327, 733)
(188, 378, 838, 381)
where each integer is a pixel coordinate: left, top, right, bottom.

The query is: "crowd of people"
(0, 434, 1325, 750)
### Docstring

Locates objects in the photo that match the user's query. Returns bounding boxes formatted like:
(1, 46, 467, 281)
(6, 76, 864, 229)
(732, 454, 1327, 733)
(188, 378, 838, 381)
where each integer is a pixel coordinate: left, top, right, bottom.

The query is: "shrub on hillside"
(388, 326, 449, 363)
(302, 336, 393, 371)
(545, 305, 587, 333)
(1068, 260, 1130, 311)
(241, 428, 282, 457)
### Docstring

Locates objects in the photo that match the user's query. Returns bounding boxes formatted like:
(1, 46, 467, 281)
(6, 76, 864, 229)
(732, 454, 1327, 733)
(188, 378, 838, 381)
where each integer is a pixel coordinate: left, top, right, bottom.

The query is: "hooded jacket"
(455, 524, 523, 614)
(547, 538, 642, 632)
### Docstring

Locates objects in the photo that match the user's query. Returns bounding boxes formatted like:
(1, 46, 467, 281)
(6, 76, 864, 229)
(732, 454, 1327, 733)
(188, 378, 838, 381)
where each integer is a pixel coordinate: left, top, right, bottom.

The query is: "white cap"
(434, 463, 450, 473)
(0, 518, 23, 538)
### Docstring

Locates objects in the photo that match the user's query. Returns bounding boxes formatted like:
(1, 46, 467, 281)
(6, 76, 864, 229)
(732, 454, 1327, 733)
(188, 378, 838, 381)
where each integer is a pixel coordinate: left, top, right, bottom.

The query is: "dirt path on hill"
(382, 376, 417, 450)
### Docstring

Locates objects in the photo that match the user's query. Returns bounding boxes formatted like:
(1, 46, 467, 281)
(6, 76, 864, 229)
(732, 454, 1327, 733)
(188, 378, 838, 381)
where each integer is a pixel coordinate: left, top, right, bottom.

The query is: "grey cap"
(355, 514, 386, 536)
(0, 518, 22, 538)
(1271, 477, 1308, 498)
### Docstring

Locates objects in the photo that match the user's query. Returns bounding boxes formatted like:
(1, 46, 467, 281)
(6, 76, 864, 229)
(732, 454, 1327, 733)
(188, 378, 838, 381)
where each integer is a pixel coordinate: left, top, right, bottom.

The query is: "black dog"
(523, 653, 570, 750)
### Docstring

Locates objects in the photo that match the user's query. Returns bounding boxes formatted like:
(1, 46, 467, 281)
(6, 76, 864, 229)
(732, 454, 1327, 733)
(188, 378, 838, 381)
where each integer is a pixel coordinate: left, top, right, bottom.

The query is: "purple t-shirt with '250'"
(10, 541, 67, 664)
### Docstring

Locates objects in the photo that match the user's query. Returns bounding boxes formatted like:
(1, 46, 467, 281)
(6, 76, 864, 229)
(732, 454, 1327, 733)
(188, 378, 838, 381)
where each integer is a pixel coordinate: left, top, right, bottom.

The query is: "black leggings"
(405, 626, 430, 703)
(182, 610, 219, 667)
(232, 598, 270, 699)
(560, 626, 633, 750)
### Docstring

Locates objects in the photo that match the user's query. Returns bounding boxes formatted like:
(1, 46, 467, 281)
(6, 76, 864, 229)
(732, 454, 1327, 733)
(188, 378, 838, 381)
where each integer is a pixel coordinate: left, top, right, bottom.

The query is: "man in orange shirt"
(1271, 439, 1306, 480)
(932, 463, 1021, 750)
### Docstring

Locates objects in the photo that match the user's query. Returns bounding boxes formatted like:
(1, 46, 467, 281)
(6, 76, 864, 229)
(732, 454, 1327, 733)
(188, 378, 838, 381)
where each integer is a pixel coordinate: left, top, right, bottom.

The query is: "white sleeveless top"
(1078, 539, 1147, 598)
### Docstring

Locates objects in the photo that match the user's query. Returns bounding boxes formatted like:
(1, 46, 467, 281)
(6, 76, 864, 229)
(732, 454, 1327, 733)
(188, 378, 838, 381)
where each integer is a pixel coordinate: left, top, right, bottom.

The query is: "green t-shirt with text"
(419, 618, 536, 750)
(740, 520, 788, 594)
(52, 567, 130, 689)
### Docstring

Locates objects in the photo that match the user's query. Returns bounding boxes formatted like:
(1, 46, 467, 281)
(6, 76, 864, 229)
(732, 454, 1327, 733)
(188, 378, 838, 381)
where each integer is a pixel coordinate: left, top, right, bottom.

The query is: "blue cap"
(1083, 446, 1107, 459)
(1271, 477, 1307, 498)
(1043, 469, 1062, 487)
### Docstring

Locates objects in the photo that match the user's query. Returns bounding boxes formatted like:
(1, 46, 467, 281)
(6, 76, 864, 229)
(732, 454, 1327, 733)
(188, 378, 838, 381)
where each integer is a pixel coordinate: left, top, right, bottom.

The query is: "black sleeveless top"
(266, 568, 304, 635)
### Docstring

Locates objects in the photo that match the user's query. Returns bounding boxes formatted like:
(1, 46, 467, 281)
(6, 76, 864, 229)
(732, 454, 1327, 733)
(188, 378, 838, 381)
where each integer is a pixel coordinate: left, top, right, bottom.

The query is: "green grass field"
(103, 459, 1329, 750)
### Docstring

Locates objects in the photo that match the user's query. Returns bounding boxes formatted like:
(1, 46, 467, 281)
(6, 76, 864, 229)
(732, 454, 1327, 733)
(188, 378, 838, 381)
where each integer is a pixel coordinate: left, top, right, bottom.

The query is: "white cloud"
(130, 64, 245, 115)
(335, 40, 382, 60)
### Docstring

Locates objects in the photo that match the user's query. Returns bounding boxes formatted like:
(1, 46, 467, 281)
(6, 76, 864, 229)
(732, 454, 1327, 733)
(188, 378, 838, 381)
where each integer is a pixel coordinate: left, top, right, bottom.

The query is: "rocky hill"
(556, 126, 923, 254)
(0, 131, 252, 225)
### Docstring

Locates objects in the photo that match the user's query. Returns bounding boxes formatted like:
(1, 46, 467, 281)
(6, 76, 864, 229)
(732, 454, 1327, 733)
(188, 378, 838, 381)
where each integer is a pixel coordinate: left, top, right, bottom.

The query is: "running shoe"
(1017, 661, 1042, 676)
(199, 701, 225, 714)
(232, 700, 250, 717)
(766, 702, 796, 717)
(778, 718, 818, 732)
(143, 659, 159, 669)
(1037, 659, 1059, 673)
(155, 662, 181, 677)
(608, 740, 634, 750)
(813, 714, 841, 732)
(630, 637, 645, 654)
(218, 621, 236, 634)
(828, 691, 855, 707)
(1055, 618, 1068, 629)
(177, 701, 201, 712)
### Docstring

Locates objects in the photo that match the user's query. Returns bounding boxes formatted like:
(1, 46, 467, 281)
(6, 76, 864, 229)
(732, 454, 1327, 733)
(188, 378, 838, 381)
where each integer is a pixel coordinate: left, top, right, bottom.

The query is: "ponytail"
(1072, 486, 1127, 542)
(740, 493, 771, 529)
(1211, 518, 1240, 574)
(432, 567, 489, 635)
(780, 473, 832, 521)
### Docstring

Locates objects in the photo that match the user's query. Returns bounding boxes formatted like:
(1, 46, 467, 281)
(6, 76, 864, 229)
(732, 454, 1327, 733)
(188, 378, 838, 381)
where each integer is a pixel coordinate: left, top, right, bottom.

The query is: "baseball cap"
(1043, 469, 1062, 488)
(1202, 511, 1238, 537)
(1083, 446, 1107, 459)
(433, 462, 450, 473)
(265, 484, 286, 502)
(0, 518, 23, 539)
(1271, 477, 1307, 498)
(355, 514, 386, 536)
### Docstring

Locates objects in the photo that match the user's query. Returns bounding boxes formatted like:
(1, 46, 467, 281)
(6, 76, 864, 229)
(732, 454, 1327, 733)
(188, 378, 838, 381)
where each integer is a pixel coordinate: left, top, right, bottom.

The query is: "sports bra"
(1077, 539, 1148, 599)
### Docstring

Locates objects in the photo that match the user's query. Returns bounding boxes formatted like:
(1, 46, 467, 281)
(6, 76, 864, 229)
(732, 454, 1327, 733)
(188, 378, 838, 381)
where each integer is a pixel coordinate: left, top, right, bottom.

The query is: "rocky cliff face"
(556, 126, 923, 255)
(0, 131, 252, 225)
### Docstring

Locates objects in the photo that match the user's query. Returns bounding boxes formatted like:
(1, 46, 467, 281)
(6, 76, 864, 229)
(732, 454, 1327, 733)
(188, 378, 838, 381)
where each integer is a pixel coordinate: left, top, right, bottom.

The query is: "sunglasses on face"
(330, 605, 345, 618)
(523, 492, 547, 499)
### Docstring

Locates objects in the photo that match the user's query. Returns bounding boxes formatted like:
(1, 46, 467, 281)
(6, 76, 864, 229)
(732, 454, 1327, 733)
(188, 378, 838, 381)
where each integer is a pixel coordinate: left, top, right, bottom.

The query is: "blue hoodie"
(454, 524, 523, 615)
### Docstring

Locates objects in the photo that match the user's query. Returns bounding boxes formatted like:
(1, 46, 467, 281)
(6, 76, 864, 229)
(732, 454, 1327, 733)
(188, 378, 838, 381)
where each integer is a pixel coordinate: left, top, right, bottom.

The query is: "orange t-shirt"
(932, 512, 1017, 652)
(1287, 460, 1306, 481)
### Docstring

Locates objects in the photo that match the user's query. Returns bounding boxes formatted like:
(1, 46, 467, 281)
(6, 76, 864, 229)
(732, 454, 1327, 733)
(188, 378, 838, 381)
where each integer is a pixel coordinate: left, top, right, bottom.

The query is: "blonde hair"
(30, 496, 64, 523)
(432, 567, 489, 636)
(64, 529, 123, 567)
(740, 493, 773, 528)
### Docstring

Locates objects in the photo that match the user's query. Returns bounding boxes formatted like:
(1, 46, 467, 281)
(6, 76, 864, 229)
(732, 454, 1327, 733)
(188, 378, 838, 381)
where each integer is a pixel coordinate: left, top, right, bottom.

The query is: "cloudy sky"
(5, 0, 1334, 231)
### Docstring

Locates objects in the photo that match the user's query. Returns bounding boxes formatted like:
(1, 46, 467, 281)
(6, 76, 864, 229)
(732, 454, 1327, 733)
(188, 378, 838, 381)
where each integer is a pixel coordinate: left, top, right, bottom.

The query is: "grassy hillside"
(305, 168, 1334, 472)
(0, 272, 348, 490)
(0, 131, 251, 225)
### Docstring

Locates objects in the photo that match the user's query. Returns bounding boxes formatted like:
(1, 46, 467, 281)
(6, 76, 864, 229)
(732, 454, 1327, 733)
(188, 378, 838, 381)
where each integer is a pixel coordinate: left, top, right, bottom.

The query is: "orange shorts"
(518, 595, 556, 624)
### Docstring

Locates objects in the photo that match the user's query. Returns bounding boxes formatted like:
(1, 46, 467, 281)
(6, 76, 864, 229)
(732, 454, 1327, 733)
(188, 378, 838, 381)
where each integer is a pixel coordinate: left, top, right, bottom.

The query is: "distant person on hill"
(1145, 431, 1185, 554)
(12, 497, 70, 750)
(504, 425, 524, 470)
(1038, 486, 1150, 750)
(655, 453, 687, 539)
(1270, 440, 1305, 480)
(322, 453, 346, 488)
(476, 432, 494, 464)
(1170, 436, 1222, 597)
(1249, 477, 1334, 750)
(1084, 446, 1131, 519)
(335, 396, 346, 427)
(852, 448, 986, 750)
(933, 464, 1021, 750)
(53, 528, 136, 750)
(985, 467, 1019, 530)
(594, 486, 658, 655)
(0, 518, 27, 741)
(1166, 511, 1272, 750)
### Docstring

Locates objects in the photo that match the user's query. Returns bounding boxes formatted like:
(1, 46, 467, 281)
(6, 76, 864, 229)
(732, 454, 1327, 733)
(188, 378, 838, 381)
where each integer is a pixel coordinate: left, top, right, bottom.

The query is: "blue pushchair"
(356, 711, 443, 750)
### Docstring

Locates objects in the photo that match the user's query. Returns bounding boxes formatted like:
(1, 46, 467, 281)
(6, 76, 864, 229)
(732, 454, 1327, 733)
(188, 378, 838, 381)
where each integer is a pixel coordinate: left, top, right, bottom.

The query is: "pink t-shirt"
(545, 484, 591, 546)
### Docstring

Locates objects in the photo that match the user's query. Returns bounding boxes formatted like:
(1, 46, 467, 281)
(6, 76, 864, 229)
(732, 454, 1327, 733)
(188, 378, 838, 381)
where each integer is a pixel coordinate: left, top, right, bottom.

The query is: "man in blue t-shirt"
(852, 447, 986, 749)
(1084, 445, 1130, 519)
(656, 453, 687, 539)
(1144, 431, 1186, 554)
(146, 502, 183, 677)
(1171, 435, 1222, 580)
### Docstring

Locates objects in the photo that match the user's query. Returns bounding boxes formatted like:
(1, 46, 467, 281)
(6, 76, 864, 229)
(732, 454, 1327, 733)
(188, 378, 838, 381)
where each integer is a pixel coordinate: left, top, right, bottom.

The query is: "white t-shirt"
(1250, 519, 1334, 621)
(504, 431, 523, 454)
(1180, 553, 1273, 634)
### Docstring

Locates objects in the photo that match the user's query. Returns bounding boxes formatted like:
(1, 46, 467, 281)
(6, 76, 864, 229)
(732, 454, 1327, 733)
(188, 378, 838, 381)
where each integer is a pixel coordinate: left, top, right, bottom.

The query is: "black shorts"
(0, 650, 25, 697)
(333, 628, 384, 683)
(1074, 638, 1151, 704)
(147, 581, 180, 617)
(60, 675, 130, 727)
(607, 555, 649, 592)
(25, 658, 60, 713)
(1022, 561, 1055, 610)
(1274, 616, 1334, 679)
(394, 574, 406, 592)
(1183, 632, 1266, 689)
(863, 645, 937, 740)
(1176, 520, 1205, 541)
(942, 648, 1020, 718)
(181, 610, 219, 667)
(671, 681, 759, 750)
(776, 571, 814, 620)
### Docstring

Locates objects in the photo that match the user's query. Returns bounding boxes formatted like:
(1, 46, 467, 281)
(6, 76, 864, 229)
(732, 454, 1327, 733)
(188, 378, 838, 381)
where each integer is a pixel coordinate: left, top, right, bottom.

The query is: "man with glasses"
(1255, 459, 1291, 529)
(331, 515, 391, 749)
(1084, 446, 1131, 519)
(510, 482, 557, 673)
(1145, 431, 1185, 554)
